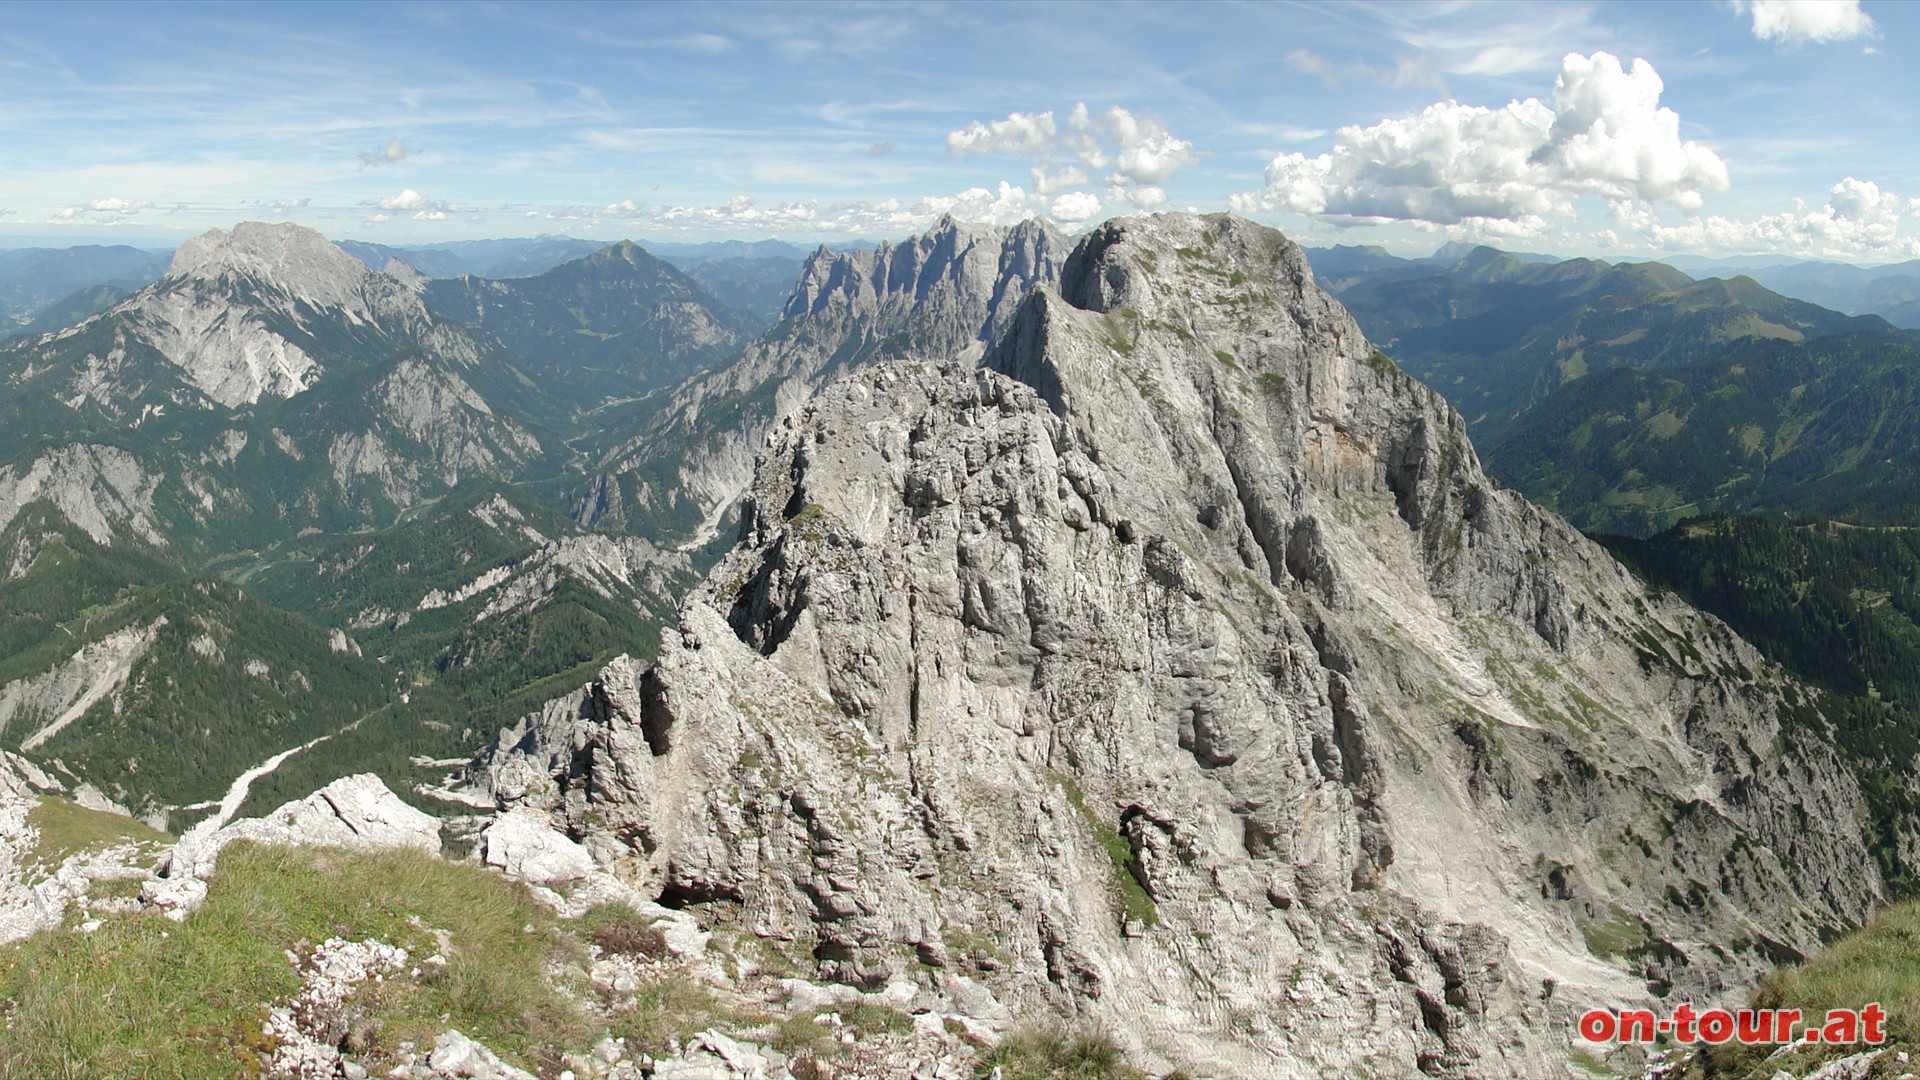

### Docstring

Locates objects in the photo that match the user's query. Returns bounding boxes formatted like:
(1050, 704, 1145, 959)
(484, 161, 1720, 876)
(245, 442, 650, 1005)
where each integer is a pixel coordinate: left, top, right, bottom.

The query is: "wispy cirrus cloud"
(572, 183, 1087, 238)
(1361, 1, 1612, 79)
(84, 196, 156, 213)
(358, 138, 414, 167)
(1284, 48, 1444, 90)
(54, 196, 157, 223)
(672, 32, 733, 53)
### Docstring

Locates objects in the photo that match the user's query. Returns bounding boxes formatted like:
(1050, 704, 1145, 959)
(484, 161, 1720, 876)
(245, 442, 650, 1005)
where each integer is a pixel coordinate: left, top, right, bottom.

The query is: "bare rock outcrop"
(582, 215, 1066, 546)
(151, 773, 441, 918)
(0, 752, 164, 944)
(473, 214, 1879, 1077)
(131, 221, 454, 408)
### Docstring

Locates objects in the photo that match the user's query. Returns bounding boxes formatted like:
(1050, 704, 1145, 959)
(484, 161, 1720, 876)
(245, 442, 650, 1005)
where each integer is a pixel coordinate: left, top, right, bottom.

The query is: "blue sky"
(1, 0, 1914, 260)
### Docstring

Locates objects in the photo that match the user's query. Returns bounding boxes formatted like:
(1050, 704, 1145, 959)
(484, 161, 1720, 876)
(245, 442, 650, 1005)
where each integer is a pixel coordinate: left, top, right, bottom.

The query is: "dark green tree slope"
(1332, 247, 1874, 443)
(1488, 330, 1920, 536)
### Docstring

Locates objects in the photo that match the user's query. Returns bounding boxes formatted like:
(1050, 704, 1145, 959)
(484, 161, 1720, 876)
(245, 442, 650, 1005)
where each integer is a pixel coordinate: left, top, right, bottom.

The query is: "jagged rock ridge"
(472, 214, 1879, 1077)
(578, 214, 1066, 546)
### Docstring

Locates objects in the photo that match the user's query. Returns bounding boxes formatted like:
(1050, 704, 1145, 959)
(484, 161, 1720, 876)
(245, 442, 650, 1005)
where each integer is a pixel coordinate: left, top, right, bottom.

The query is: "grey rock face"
(325, 356, 541, 509)
(427, 1029, 537, 1080)
(475, 214, 1878, 1077)
(582, 215, 1066, 545)
(132, 221, 448, 408)
(0, 444, 163, 548)
(0, 617, 165, 746)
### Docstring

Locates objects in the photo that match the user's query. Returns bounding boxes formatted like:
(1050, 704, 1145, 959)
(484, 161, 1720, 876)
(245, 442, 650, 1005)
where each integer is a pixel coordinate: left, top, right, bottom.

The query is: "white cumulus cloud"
(947, 110, 1058, 159)
(1648, 177, 1920, 258)
(362, 189, 451, 218)
(1232, 51, 1728, 228)
(1127, 185, 1169, 209)
(947, 103, 1199, 204)
(374, 188, 430, 210)
(1092, 106, 1200, 185)
(1732, 0, 1874, 44)
(1534, 53, 1729, 211)
(1050, 191, 1102, 223)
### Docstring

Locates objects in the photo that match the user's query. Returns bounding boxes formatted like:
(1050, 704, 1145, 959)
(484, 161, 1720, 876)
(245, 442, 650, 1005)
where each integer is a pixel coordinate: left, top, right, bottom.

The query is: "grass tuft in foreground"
(1689, 900, 1920, 1078)
(23, 796, 171, 875)
(0, 841, 593, 1080)
(972, 1023, 1148, 1080)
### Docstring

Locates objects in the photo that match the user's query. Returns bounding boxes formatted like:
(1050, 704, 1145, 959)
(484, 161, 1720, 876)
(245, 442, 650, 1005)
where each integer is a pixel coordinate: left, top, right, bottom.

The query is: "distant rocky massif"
(0, 213, 1916, 1078)
(576, 216, 1065, 548)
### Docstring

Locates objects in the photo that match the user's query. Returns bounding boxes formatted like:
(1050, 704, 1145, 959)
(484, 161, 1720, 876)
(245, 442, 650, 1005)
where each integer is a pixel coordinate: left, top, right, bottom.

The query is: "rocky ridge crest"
(472, 213, 1880, 1077)
(579, 214, 1066, 546)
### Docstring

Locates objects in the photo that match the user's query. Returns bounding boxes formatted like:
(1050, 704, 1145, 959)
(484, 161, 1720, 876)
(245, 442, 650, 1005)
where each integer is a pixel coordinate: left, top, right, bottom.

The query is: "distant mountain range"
(330, 236, 807, 327)
(332, 235, 808, 329)
(0, 244, 171, 330)
(0, 222, 711, 819)
(1320, 244, 1878, 443)
(1489, 329, 1920, 534)
(1314, 243, 1920, 330)
(421, 239, 762, 409)
(337, 235, 608, 280)
(1309, 241, 1920, 538)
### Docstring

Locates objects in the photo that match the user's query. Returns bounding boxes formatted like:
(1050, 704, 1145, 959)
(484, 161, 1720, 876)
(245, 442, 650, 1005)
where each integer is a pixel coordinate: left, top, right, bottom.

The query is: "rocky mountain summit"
(0, 221, 544, 547)
(20, 220, 469, 412)
(422, 240, 763, 409)
(469, 214, 1880, 1077)
(578, 215, 1066, 546)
